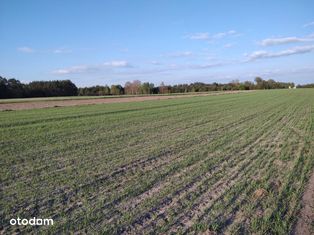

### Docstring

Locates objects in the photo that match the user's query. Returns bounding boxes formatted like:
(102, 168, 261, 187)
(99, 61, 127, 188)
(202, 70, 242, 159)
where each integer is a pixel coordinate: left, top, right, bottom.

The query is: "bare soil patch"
(293, 170, 314, 235)
(0, 91, 248, 111)
(252, 188, 268, 200)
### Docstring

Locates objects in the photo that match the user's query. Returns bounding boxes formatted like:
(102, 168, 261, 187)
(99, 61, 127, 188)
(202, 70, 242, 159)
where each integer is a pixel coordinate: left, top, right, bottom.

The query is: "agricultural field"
(0, 91, 243, 111)
(0, 89, 313, 234)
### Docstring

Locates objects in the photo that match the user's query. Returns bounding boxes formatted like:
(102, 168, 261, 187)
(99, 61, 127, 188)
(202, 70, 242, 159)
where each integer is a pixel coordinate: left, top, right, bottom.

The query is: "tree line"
(0, 77, 78, 98)
(296, 83, 314, 88)
(77, 78, 296, 96)
(0, 75, 306, 99)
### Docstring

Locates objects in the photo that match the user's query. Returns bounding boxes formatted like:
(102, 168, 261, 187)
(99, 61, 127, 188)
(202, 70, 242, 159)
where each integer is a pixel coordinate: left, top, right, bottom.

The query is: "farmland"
(0, 91, 245, 111)
(0, 89, 313, 234)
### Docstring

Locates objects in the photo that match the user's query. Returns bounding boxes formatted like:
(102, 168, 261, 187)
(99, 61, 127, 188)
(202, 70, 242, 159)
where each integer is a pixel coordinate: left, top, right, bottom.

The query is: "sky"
(1, 0, 314, 87)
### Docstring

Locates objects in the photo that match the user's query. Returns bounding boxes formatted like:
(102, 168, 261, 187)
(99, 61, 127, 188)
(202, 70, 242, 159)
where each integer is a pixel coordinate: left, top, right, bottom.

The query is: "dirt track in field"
(293, 170, 314, 235)
(0, 91, 249, 111)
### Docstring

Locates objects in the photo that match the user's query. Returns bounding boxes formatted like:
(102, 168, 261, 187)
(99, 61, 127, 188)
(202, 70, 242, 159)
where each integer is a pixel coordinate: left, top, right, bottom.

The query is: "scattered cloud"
(103, 60, 132, 68)
(18, 46, 73, 54)
(115, 67, 176, 76)
(170, 61, 225, 70)
(309, 33, 314, 38)
(53, 48, 72, 54)
(117, 61, 226, 77)
(212, 30, 237, 39)
(223, 43, 234, 48)
(241, 66, 314, 80)
(53, 60, 132, 75)
(119, 48, 129, 52)
(187, 30, 238, 41)
(246, 45, 314, 61)
(188, 62, 224, 69)
(259, 36, 314, 46)
(17, 47, 34, 53)
(164, 51, 193, 57)
(303, 21, 314, 28)
(52, 65, 94, 75)
(151, 61, 162, 65)
(188, 32, 210, 40)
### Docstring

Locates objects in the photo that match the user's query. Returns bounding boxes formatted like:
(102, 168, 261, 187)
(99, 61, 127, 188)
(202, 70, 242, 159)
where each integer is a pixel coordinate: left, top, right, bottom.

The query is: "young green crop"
(0, 89, 313, 234)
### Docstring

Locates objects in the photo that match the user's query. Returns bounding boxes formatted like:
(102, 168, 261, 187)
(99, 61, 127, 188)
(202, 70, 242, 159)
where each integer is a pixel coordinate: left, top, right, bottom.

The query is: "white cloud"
(17, 47, 34, 53)
(244, 66, 314, 79)
(18, 46, 73, 54)
(53, 48, 72, 54)
(187, 30, 238, 41)
(188, 33, 210, 40)
(53, 60, 132, 75)
(115, 61, 228, 77)
(52, 65, 91, 75)
(309, 33, 314, 38)
(52, 69, 70, 75)
(223, 43, 234, 48)
(116, 62, 226, 77)
(259, 37, 314, 46)
(247, 45, 314, 61)
(164, 51, 193, 57)
(212, 30, 237, 39)
(103, 60, 131, 67)
(303, 21, 314, 28)
(188, 62, 224, 69)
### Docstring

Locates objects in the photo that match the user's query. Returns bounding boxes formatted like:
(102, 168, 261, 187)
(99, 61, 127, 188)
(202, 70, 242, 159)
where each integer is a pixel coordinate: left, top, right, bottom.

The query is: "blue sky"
(1, 0, 314, 86)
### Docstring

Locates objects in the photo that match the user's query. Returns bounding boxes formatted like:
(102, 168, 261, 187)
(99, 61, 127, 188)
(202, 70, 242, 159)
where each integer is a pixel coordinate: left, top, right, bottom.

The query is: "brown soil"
(252, 188, 268, 200)
(0, 91, 249, 111)
(293, 170, 314, 235)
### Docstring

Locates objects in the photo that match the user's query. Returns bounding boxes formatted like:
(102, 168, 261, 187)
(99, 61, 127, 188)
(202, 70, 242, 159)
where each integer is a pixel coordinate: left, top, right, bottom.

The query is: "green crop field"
(0, 91, 212, 104)
(0, 89, 313, 234)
